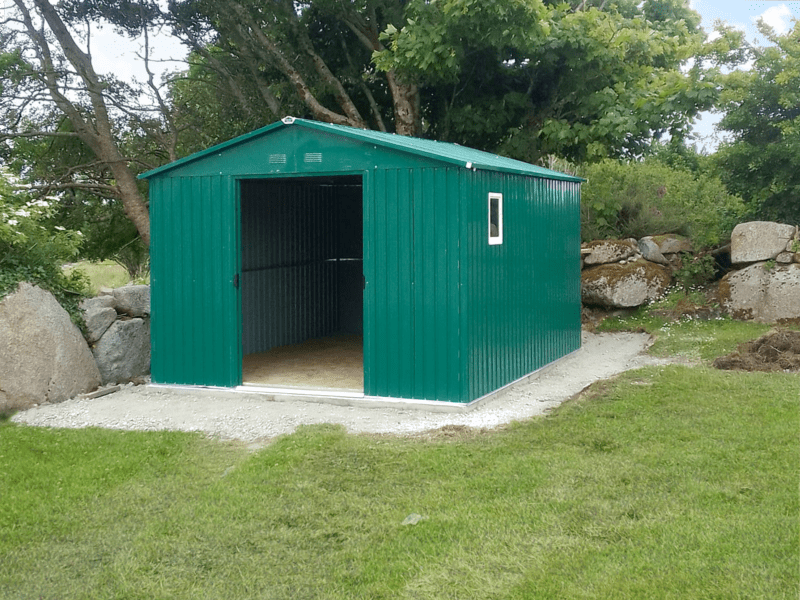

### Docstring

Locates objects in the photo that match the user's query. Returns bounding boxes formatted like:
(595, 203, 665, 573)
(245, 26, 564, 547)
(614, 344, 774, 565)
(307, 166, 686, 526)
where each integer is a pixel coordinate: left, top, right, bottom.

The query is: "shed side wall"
(364, 167, 462, 402)
(466, 172, 581, 401)
(150, 175, 241, 386)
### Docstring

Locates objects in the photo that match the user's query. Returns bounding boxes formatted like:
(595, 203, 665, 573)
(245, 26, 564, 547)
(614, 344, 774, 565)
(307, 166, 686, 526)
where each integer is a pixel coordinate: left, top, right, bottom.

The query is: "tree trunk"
(103, 144, 151, 247)
(386, 73, 421, 137)
(341, 11, 421, 136)
(21, 0, 151, 246)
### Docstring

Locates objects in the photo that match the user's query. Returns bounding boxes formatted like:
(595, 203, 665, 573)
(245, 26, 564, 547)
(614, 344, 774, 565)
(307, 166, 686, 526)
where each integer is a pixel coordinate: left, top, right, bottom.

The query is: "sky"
(692, 0, 799, 37)
(689, 0, 800, 148)
(84, 1, 800, 150)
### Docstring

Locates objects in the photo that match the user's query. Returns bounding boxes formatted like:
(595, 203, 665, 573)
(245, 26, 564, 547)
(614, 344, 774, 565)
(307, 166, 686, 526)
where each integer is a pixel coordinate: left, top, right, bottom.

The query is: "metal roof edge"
(294, 118, 584, 182)
(469, 162, 585, 182)
(139, 116, 584, 183)
(293, 118, 472, 169)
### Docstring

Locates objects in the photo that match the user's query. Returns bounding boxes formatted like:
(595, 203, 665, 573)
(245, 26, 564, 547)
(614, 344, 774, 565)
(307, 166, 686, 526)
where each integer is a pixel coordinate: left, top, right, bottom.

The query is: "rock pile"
(581, 222, 800, 324)
(580, 235, 689, 308)
(719, 221, 800, 322)
(81, 285, 151, 385)
(0, 283, 152, 413)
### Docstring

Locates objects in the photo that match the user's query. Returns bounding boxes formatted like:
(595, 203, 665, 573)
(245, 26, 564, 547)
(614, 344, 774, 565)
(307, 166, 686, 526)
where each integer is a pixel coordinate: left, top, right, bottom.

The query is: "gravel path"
(13, 332, 670, 443)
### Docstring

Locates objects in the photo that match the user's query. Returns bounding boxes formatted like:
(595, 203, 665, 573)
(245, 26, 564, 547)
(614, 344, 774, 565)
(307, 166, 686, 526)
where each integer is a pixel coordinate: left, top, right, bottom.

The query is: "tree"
(714, 20, 800, 225)
(3, 119, 149, 277)
(375, 0, 738, 163)
(0, 168, 87, 321)
(0, 0, 163, 246)
(56, 0, 740, 167)
(165, 0, 421, 135)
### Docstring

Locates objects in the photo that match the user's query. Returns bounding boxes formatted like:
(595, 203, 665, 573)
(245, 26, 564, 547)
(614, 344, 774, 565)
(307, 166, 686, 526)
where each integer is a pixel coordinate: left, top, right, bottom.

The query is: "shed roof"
(140, 117, 583, 182)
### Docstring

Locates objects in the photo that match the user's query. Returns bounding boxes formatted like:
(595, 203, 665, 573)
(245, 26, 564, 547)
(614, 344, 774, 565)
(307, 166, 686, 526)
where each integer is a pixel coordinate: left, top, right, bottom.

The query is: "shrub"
(581, 160, 747, 248)
(674, 253, 717, 291)
(0, 172, 88, 324)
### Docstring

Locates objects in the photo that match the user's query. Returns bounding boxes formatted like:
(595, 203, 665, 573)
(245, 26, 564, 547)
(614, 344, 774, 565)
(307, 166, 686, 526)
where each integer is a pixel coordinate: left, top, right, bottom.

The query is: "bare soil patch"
(713, 330, 800, 373)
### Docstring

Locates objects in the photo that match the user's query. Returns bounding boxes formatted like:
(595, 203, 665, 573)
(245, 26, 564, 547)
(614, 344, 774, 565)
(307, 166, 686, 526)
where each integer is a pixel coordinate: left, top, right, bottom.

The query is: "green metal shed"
(140, 117, 582, 406)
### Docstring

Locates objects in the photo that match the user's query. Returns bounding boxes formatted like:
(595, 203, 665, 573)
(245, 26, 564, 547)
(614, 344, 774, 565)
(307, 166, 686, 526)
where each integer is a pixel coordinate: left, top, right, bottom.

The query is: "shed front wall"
(364, 167, 463, 402)
(148, 128, 462, 392)
(149, 163, 466, 400)
(149, 174, 242, 387)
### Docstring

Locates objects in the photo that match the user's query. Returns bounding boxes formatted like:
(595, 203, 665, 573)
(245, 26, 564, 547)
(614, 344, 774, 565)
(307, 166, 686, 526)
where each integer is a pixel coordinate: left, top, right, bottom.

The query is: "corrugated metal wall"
(464, 172, 582, 401)
(364, 167, 463, 402)
(240, 178, 363, 355)
(148, 144, 579, 400)
(149, 174, 241, 387)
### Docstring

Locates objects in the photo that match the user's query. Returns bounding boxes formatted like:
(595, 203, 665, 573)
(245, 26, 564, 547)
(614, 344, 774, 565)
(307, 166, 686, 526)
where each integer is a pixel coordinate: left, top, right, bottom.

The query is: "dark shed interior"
(239, 176, 363, 387)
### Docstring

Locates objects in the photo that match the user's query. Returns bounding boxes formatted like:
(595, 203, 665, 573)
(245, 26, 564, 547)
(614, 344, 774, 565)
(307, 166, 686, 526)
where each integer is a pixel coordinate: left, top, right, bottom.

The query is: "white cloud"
(757, 4, 794, 34)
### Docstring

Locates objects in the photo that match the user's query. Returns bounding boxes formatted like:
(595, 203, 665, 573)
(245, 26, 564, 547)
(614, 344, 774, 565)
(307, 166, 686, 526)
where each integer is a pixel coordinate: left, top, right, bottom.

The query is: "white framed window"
(488, 192, 503, 245)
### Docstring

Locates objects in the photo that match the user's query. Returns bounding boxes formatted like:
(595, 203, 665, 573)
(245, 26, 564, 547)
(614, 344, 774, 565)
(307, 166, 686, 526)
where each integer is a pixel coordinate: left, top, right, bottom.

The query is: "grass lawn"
(1, 322, 798, 598)
(64, 260, 133, 295)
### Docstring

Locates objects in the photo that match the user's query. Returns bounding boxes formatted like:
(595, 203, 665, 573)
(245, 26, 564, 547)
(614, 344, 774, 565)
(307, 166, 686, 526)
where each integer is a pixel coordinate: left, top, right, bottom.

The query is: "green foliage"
(375, 0, 738, 162)
(0, 172, 88, 324)
(674, 253, 716, 291)
(164, 0, 394, 135)
(42, 188, 150, 279)
(4, 122, 151, 278)
(714, 21, 800, 225)
(650, 138, 713, 174)
(167, 50, 277, 158)
(580, 159, 747, 247)
(1, 4, 154, 247)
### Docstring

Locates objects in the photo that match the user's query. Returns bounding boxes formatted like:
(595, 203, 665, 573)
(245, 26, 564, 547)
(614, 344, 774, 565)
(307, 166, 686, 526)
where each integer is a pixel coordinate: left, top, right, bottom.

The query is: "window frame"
(488, 192, 503, 245)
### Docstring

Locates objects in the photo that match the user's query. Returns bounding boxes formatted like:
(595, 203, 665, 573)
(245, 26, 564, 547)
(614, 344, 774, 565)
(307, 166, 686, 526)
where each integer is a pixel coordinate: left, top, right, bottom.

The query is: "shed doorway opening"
(239, 176, 363, 391)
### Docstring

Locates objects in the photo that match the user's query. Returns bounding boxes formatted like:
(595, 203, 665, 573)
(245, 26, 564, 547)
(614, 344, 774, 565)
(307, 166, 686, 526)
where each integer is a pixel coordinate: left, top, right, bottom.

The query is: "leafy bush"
(580, 159, 747, 248)
(674, 254, 717, 291)
(0, 173, 88, 324)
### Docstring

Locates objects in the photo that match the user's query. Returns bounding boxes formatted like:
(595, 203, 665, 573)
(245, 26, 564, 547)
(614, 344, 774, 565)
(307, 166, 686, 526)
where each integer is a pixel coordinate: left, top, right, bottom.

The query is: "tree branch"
(0, 131, 79, 140)
(140, 18, 179, 161)
(227, 0, 361, 127)
(23, 181, 120, 194)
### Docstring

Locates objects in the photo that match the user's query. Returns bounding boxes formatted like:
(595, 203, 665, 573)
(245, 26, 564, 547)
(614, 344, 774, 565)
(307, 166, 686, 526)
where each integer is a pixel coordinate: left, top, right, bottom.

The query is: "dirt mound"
(713, 330, 800, 372)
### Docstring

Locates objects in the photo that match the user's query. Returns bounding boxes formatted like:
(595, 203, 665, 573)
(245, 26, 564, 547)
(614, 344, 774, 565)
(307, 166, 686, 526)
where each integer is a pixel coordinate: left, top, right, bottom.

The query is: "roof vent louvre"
(304, 152, 322, 163)
(269, 154, 287, 164)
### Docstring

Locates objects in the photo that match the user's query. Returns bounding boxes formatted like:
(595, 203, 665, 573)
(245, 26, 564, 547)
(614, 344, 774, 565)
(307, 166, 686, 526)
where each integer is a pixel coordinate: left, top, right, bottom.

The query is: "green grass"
(64, 260, 132, 295)
(594, 288, 791, 362)
(615, 316, 774, 362)
(1, 360, 797, 598)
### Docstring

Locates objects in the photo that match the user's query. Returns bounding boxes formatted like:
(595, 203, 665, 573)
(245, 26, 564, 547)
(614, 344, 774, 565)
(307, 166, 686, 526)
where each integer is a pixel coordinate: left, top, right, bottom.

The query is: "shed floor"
(242, 335, 363, 391)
